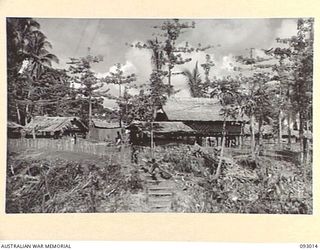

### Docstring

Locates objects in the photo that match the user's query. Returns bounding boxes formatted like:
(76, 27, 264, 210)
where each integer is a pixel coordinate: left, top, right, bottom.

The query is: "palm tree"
(7, 18, 41, 76)
(182, 62, 205, 97)
(24, 30, 59, 79)
(8, 18, 59, 125)
(7, 18, 59, 125)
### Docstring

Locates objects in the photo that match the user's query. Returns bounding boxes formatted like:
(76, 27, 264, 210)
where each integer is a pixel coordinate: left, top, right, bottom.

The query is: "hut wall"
(90, 127, 122, 141)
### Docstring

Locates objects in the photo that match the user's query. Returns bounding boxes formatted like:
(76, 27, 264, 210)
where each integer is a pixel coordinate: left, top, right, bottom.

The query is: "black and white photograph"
(6, 17, 313, 214)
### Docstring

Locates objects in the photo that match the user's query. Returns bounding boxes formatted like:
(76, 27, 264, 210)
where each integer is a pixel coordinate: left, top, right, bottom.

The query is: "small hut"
(24, 116, 88, 138)
(90, 119, 121, 142)
(7, 121, 24, 138)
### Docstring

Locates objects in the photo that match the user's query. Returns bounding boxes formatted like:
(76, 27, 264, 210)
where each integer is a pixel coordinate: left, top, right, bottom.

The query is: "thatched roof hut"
(24, 116, 87, 137)
(155, 97, 248, 137)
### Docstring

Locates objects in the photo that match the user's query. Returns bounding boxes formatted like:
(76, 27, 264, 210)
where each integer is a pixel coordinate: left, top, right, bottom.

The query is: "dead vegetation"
(6, 151, 144, 213)
(139, 145, 312, 214)
(6, 144, 312, 214)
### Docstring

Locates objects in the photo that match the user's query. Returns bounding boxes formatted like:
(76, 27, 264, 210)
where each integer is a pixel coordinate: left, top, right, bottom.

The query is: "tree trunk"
(25, 86, 33, 125)
(25, 104, 29, 125)
(287, 112, 291, 148)
(87, 94, 92, 139)
(299, 111, 304, 163)
(150, 121, 154, 158)
(118, 82, 122, 128)
(250, 115, 255, 159)
(240, 122, 244, 149)
(16, 103, 21, 124)
(305, 119, 310, 163)
(32, 126, 36, 139)
(168, 66, 172, 97)
(257, 116, 263, 155)
(150, 107, 156, 158)
(215, 118, 226, 179)
(278, 110, 282, 149)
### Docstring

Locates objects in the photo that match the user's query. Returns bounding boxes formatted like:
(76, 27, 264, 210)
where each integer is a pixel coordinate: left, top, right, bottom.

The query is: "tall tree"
(240, 73, 274, 157)
(67, 53, 108, 138)
(7, 18, 59, 125)
(102, 63, 136, 128)
(131, 19, 214, 96)
(234, 48, 278, 157)
(259, 18, 313, 157)
(278, 18, 313, 161)
(210, 77, 241, 178)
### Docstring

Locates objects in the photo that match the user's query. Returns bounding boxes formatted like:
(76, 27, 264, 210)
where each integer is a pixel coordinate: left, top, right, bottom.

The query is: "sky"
(36, 18, 299, 108)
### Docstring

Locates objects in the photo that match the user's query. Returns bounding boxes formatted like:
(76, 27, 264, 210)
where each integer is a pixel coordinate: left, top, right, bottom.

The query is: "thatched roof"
(7, 121, 24, 129)
(160, 97, 248, 122)
(92, 119, 119, 129)
(127, 121, 195, 135)
(24, 116, 87, 133)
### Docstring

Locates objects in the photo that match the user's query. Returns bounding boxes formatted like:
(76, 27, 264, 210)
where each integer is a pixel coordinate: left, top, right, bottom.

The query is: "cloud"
(275, 19, 298, 39)
(107, 60, 137, 75)
(124, 45, 153, 85)
(37, 18, 301, 106)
